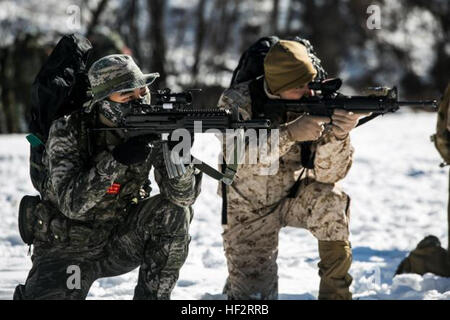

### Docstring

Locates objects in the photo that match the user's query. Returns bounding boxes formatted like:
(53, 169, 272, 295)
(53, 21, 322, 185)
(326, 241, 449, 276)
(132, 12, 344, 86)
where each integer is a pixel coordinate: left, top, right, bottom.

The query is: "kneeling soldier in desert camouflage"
(15, 54, 201, 300)
(218, 40, 369, 300)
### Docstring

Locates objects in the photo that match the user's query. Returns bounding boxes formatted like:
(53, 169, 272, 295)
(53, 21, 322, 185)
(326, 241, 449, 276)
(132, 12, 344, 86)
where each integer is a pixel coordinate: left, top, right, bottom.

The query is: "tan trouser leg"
(222, 204, 281, 300)
(281, 180, 352, 299)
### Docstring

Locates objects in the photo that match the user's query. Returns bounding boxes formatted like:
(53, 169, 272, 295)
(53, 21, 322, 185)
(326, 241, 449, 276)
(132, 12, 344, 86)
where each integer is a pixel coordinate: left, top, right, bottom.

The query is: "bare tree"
(173, 6, 190, 45)
(284, 0, 302, 34)
(192, 0, 207, 81)
(301, 0, 346, 76)
(0, 48, 9, 133)
(214, 0, 241, 54)
(202, 0, 241, 74)
(410, 0, 450, 93)
(147, 0, 167, 88)
(271, 0, 280, 34)
(127, 0, 142, 63)
(86, 0, 110, 37)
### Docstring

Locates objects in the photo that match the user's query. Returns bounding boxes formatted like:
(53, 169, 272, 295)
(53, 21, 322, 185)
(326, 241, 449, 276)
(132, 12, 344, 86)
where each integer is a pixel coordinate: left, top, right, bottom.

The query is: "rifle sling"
(189, 156, 236, 225)
(221, 162, 228, 225)
(191, 156, 237, 186)
(288, 142, 315, 198)
(193, 159, 225, 181)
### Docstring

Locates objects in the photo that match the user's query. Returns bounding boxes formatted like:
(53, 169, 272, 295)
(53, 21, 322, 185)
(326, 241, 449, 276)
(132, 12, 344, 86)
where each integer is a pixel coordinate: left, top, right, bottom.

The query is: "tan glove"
(286, 115, 331, 142)
(331, 110, 371, 139)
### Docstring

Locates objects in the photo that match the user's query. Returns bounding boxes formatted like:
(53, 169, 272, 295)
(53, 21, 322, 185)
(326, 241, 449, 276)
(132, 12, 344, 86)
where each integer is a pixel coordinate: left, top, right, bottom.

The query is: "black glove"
(112, 136, 152, 165)
(167, 133, 195, 151)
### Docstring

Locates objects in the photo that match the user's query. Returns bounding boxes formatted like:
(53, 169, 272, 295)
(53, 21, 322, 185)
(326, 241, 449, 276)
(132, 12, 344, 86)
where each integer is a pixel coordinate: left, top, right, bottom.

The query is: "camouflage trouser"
(14, 194, 192, 300)
(223, 179, 351, 300)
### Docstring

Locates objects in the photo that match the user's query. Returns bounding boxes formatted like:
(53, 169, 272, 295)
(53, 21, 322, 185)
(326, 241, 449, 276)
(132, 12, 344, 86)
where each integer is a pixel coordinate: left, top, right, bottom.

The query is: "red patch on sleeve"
(107, 183, 121, 195)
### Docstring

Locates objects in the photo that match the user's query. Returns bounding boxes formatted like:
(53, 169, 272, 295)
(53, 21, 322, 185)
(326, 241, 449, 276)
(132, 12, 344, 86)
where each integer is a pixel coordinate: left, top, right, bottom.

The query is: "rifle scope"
(151, 88, 193, 105)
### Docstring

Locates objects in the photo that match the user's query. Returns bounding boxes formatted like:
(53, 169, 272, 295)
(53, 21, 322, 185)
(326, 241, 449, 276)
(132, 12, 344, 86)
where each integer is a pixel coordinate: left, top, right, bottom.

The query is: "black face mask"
(98, 100, 130, 127)
(98, 92, 151, 126)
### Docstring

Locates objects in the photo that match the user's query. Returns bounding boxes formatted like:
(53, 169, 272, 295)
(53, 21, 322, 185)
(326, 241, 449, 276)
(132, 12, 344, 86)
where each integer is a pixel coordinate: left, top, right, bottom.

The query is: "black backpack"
(27, 34, 93, 193)
(230, 35, 327, 87)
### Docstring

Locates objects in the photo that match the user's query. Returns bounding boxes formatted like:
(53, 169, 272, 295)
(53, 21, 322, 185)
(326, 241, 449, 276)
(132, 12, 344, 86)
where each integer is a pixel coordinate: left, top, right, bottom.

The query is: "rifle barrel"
(397, 100, 437, 107)
(235, 120, 271, 129)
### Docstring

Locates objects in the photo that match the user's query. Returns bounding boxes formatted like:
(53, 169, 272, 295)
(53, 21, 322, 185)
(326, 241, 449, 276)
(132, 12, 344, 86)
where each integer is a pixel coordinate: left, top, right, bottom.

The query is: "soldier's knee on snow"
(304, 181, 350, 216)
(301, 181, 351, 241)
(143, 233, 191, 275)
(301, 181, 349, 201)
(138, 195, 192, 235)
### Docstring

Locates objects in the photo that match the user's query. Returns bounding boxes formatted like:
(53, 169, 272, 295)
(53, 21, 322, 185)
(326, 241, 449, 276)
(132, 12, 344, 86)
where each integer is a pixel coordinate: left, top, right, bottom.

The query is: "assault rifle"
(91, 89, 271, 184)
(260, 78, 437, 127)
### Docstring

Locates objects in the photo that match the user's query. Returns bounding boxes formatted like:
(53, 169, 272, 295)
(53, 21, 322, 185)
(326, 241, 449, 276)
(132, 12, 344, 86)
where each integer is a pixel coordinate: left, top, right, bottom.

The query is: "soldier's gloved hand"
(286, 115, 331, 141)
(112, 136, 152, 165)
(331, 110, 371, 139)
(168, 132, 195, 151)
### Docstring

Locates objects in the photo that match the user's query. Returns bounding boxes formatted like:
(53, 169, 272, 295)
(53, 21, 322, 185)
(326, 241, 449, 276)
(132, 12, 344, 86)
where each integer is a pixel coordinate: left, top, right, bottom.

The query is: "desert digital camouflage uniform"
(14, 55, 201, 300)
(218, 79, 354, 300)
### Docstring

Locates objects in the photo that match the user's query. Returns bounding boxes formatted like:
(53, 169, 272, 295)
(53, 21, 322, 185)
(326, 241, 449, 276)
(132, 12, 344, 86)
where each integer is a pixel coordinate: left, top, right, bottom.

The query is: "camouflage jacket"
(434, 83, 450, 163)
(38, 110, 198, 246)
(218, 80, 354, 211)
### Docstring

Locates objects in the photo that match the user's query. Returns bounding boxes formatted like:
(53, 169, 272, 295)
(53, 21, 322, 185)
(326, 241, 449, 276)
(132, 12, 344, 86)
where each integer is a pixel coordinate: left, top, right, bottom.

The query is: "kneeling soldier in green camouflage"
(14, 54, 201, 300)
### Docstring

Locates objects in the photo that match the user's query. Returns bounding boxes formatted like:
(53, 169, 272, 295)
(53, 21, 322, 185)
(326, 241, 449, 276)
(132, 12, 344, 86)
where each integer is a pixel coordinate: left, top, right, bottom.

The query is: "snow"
(0, 111, 449, 300)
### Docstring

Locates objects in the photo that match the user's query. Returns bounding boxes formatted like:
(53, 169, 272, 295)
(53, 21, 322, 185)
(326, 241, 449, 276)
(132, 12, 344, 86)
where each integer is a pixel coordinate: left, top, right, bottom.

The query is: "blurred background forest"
(0, 0, 448, 133)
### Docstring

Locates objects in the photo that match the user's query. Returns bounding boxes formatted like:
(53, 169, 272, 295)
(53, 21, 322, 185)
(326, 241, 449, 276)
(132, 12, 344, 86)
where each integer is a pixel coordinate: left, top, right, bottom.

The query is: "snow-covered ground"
(1, 111, 449, 300)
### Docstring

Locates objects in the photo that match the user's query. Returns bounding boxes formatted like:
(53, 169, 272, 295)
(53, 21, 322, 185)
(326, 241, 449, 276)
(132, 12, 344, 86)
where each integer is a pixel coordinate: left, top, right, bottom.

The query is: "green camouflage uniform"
(14, 55, 201, 300)
(219, 79, 353, 300)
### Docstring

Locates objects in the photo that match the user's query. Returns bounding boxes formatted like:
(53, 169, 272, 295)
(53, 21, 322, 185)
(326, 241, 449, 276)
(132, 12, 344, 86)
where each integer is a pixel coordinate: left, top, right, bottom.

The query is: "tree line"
(0, 0, 448, 133)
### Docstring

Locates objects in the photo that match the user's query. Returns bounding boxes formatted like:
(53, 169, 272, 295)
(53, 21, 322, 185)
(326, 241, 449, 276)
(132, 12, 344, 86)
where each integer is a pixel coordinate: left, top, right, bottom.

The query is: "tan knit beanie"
(264, 40, 317, 95)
